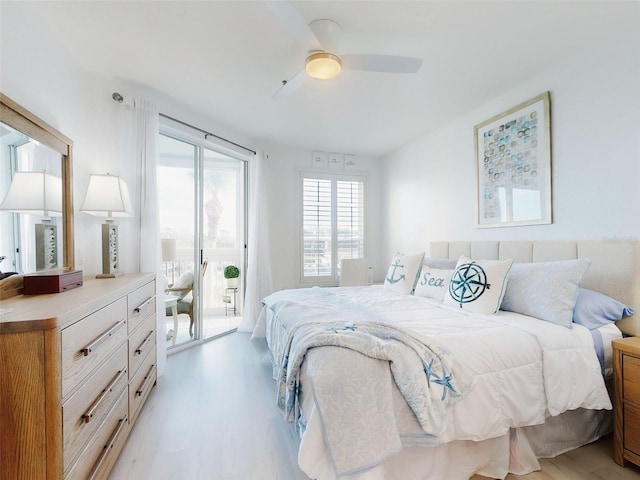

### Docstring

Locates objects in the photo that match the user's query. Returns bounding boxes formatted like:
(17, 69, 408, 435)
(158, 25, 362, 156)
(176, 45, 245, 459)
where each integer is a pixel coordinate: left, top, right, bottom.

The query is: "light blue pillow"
(572, 288, 635, 330)
(500, 259, 591, 328)
(423, 257, 458, 270)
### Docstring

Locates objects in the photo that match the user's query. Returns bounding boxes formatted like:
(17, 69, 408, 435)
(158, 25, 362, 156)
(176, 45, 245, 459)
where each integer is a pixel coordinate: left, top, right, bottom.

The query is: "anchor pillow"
(384, 252, 425, 294)
(444, 256, 513, 315)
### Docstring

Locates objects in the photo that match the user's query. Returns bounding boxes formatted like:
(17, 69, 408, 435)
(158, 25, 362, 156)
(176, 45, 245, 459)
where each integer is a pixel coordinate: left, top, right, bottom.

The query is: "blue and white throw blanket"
(262, 288, 474, 475)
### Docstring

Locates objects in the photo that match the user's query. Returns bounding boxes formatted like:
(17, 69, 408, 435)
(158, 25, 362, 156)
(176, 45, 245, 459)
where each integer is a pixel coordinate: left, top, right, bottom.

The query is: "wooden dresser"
(613, 336, 640, 468)
(0, 273, 157, 480)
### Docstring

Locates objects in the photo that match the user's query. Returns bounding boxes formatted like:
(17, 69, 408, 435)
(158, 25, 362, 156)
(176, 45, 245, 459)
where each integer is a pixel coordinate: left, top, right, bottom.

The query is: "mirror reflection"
(0, 121, 63, 276)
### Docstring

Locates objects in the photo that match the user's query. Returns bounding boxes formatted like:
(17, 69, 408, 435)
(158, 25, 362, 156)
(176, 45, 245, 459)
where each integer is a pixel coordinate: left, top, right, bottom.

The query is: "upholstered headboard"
(428, 240, 640, 336)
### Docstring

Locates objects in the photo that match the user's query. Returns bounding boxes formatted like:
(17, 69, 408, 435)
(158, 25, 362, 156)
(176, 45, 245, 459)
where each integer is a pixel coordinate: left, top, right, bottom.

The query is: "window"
(302, 174, 365, 284)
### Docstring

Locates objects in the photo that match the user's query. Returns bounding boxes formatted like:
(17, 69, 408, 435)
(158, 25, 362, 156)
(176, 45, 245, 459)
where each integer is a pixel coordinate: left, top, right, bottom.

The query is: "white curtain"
(238, 150, 273, 332)
(133, 97, 166, 374)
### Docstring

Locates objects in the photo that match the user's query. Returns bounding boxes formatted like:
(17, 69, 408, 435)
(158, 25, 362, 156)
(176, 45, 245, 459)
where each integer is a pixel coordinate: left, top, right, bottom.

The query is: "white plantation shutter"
(302, 175, 365, 284)
(337, 180, 364, 261)
(303, 178, 332, 277)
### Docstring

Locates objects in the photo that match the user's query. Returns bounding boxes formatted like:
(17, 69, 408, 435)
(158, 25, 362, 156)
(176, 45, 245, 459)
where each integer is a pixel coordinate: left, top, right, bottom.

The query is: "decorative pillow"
(444, 256, 513, 314)
(500, 259, 591, 328)
(383, 252, 424, 294)
(414, 266, 454, 302)
(169, 271, 194, 300)
(422, 257, 458, 270)
(572, 288, 635, 330)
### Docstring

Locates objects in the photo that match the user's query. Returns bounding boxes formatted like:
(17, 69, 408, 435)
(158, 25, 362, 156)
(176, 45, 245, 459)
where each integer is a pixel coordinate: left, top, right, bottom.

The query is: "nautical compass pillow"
(444, 256, 513, 315)
(383, 252, 425, 294)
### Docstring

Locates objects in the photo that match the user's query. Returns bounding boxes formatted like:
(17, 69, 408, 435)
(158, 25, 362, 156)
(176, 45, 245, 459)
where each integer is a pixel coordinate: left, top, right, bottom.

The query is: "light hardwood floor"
(110, 332, 640, 480)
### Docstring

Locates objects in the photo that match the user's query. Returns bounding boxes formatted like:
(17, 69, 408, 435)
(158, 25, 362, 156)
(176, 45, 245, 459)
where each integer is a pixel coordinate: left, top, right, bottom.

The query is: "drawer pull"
(136, 364, 156, 397)
(82, 369, 127, 424)
(80, 318, 126, 356)
(133, 296, 154, 314)
(87, 415, 128, 480)
(135, 331, 155, 355)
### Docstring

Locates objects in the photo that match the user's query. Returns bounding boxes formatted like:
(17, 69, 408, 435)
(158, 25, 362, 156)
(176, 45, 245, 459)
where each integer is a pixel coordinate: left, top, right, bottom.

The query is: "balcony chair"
(165, 261, 208, 338)
(339, 258, 370, 286)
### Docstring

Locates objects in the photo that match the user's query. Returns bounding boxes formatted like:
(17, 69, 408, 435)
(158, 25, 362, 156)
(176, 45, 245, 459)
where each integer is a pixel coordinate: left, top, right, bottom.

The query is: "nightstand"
(613, 336, 640, 467)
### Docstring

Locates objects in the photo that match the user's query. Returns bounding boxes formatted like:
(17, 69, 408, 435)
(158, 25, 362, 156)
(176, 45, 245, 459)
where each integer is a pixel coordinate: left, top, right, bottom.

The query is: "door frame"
(159, 119, 249, 351)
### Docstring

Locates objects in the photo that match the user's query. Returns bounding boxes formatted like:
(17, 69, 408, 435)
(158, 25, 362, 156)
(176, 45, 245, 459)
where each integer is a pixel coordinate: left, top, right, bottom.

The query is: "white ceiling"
(21, 1, 640, 157)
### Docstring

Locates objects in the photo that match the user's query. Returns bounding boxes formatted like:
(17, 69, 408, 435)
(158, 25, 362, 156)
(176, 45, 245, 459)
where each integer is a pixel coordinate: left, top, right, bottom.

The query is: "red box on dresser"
(23, 269, 83, 295)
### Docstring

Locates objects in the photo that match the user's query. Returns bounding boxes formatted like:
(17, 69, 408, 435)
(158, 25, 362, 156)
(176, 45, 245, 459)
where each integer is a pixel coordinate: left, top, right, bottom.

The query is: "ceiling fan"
(267, 1, 423, 100)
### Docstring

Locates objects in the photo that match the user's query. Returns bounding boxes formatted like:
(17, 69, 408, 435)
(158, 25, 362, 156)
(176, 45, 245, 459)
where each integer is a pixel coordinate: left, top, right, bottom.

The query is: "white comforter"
(253, 285, 611, 478)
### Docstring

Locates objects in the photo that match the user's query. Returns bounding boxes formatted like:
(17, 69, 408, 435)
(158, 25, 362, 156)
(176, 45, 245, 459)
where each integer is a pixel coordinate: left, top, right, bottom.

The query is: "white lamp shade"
(161, 238, 177, 262)
(80, 174, 134, 218)
(0, 171, 62, 216)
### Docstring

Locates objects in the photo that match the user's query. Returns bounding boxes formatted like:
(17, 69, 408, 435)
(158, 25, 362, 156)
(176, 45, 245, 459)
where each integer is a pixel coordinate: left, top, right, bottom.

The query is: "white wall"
(1, 2, 385, 369)
(381, 31, 640, 261)
(10, 4, 636, 330)
(1, 3, 260, 275)
(0, 3, 259, 374)
(261, 143, 384, 289)
(1, 3, 134, 275)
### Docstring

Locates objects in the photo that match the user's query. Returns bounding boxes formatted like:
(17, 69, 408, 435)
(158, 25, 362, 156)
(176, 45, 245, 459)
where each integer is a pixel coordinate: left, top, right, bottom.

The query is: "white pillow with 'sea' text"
(413, 266, 454, 302)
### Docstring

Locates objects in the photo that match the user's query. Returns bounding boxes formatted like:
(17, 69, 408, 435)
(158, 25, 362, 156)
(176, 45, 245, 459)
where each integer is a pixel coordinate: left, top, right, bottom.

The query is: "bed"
(252, 240, 640, 480)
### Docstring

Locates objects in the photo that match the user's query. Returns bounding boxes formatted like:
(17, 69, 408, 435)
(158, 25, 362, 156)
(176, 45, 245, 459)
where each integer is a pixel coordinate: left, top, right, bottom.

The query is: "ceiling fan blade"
(273, 70, 308, 100)
(341, 54, 423, 74)
(265, 0, 321, 51)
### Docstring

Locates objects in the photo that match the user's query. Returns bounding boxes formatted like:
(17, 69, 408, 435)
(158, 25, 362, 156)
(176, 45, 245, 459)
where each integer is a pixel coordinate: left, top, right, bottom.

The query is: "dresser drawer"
(129, 313, 156, 378)
(623, 355, 640, 405)
(62, 297, 128, 398)
(129, 349, 157, 424)
(62, 343, 128, 473)
(64, 388, 129, 480)
(624, 401, 640, 456)
(128, 281, 156, 334)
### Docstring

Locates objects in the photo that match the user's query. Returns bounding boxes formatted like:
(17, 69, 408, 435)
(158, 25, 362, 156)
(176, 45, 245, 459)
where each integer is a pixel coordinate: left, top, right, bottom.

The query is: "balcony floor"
(165, 312, 242, 347)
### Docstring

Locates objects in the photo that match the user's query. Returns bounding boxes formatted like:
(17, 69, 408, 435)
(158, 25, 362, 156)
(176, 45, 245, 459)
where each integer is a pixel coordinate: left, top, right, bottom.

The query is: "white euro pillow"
(500, 259, 591, 328)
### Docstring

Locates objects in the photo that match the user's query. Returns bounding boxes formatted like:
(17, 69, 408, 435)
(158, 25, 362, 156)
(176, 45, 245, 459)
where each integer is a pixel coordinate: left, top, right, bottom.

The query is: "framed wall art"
(474, 92, 552, 228)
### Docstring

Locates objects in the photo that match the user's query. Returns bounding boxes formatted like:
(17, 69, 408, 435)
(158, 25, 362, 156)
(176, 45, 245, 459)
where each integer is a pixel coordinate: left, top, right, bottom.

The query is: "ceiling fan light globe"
(305, 52, 342, 80)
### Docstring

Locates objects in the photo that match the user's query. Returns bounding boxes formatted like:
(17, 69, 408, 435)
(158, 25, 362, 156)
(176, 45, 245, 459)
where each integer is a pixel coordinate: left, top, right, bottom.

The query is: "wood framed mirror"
(0, 93, 74, 297)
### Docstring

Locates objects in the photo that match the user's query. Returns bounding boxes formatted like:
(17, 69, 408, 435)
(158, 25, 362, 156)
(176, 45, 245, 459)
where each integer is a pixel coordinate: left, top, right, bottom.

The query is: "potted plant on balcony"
(224, 265, 240, 288)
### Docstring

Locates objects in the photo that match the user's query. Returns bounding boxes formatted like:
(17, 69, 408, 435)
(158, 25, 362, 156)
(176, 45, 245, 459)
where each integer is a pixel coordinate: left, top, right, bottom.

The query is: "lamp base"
(96, 272, 123, 279)
(101, 222, 121, 278)
(35, 223, 58, 271)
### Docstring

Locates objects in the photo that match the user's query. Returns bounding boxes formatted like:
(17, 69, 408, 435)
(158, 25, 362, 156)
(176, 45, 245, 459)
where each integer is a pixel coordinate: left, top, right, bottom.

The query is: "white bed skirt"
(298, 400, 612, 480)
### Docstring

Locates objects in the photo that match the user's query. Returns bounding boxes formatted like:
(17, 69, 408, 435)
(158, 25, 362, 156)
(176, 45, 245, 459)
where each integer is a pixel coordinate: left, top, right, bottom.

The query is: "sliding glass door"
(201, 148, 245, 339)
(158, 133, 245, 350)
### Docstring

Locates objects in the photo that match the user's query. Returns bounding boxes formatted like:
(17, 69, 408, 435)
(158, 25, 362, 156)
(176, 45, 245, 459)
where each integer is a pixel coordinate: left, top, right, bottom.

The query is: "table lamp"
(0, 171, 62, 271)
(80, 173, 133, 278)
(161, 238, 177, 283)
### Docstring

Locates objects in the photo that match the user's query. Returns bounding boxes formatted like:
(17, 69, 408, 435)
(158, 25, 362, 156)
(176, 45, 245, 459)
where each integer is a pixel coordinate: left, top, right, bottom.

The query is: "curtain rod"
(111, 92, 256, 155)
(159, 113, 256, 155)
